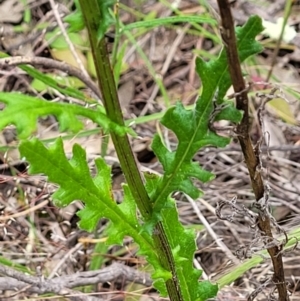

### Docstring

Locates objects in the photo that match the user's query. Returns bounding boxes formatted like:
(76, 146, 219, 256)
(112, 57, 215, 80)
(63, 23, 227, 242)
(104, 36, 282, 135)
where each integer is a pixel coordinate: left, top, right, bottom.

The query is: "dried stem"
(0, 262, 151, 301)
(0, 56, 101, 100)
(216, 1, 289, 300)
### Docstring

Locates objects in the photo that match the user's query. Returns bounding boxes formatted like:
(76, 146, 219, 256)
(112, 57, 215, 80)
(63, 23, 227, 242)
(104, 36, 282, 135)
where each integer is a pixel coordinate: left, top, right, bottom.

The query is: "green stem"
(78, 0, 151, 218)
(78, 1, 183, 300)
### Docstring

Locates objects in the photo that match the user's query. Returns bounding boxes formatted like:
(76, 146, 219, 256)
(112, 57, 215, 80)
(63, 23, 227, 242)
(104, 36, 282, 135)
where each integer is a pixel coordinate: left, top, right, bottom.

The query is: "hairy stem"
(216, 1, 289, 300)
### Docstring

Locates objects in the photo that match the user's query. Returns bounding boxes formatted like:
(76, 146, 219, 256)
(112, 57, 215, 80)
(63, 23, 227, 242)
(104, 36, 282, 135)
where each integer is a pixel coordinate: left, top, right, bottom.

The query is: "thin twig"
(0, 56, 101, 100)
(0, 262, 151, 300)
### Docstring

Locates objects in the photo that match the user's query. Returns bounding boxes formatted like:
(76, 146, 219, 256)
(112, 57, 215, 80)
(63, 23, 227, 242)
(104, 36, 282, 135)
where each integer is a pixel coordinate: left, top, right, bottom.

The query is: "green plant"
(0, 1, 288, 301)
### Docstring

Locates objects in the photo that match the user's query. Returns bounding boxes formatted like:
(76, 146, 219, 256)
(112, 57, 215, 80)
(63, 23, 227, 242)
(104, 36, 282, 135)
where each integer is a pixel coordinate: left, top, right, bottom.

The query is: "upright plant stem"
(78, 1, 184, 300)
(216, 1, 289, 300)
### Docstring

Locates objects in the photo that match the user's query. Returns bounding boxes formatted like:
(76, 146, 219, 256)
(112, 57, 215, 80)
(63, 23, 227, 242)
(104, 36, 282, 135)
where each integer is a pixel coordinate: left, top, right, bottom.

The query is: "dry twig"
(0, 262, 152, 301)
(0, 56, 101, 100)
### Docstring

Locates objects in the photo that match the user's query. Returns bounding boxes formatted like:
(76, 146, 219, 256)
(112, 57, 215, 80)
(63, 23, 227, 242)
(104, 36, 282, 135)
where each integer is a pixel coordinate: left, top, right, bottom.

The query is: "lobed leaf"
(144, 172, 217, 300)
(151, 16, 264, 214)
(0, 92, 130, 138)
(161, 200, 218, 301)
(19, 138, 166, 291)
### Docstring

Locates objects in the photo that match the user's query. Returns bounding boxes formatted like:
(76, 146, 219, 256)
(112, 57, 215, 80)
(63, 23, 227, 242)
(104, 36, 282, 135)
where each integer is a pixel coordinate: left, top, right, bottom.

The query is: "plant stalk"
(78, 1, 184, 300)
(216, 1, 289, 300)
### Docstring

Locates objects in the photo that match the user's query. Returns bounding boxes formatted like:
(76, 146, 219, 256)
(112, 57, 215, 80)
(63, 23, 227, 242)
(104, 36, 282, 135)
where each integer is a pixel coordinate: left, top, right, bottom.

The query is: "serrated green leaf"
(157, 196, 218, 301)
(20, 138, 135, 235)
(143, 174, 218, 299)
(0, 92, 129, 138)
(150, 101, 225, 212)
(19, 138, 170, 293)
(150, 16, 264, 214)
